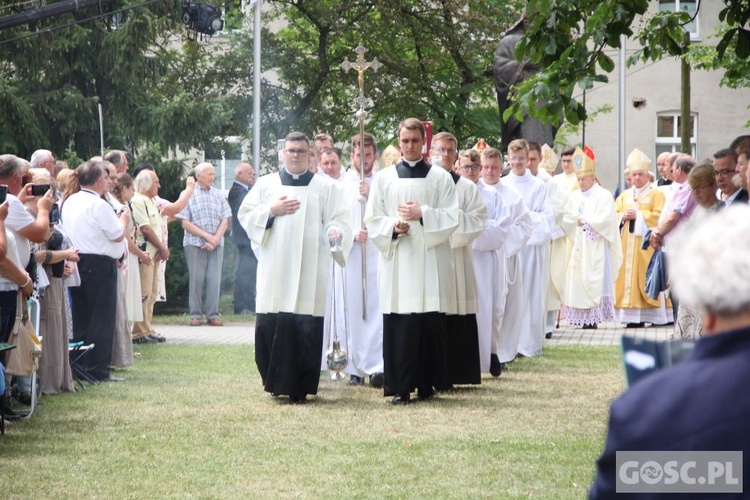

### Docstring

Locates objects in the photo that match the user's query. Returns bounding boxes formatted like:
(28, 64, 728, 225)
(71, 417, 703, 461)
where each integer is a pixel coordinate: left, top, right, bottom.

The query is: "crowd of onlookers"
(0, 149, 201, 428)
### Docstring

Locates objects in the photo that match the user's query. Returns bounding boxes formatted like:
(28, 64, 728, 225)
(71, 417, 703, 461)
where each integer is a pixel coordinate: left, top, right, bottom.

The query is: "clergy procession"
(236, 122, 750, 406)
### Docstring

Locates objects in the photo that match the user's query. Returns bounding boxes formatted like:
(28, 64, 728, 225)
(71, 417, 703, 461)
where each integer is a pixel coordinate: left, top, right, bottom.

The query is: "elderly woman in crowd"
(674, 161, 720, 340)
(111, 174, 152, 346)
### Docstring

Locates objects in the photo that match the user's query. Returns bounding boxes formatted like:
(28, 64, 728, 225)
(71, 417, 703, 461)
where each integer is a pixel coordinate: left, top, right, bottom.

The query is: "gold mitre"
(380, 145, 401, 168)
(572, 146, 596, 177)
(626, 148, 651, 173)
(539, 144, 559, 173)
(473, 139, 488, 153)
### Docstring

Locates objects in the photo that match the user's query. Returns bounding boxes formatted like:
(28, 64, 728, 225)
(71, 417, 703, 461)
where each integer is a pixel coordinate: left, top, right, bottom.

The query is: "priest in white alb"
(561, 147, 622, 329)
(458, 149, 511, 378)
(325, 132, 385, 388)
(239, 131, 352, 404)
(364, 118, 458, 405)
(478, 147, 533, 375)
(503, 139, 555, 357)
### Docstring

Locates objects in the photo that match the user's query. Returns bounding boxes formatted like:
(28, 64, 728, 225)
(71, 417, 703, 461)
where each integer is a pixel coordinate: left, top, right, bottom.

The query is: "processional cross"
(342, 44, 380, 321)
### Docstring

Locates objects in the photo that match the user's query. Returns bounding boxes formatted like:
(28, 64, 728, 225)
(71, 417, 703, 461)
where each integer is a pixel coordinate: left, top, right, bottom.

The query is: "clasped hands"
(394, 201, 421, 235)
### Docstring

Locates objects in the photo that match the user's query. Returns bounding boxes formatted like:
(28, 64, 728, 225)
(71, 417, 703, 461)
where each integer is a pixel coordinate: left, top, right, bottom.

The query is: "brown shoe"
(207, 318, 224, 326)
(189, 318, 202, 326)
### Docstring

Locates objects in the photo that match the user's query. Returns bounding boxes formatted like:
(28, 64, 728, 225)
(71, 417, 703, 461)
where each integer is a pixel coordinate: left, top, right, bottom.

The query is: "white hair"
(30, 149, 53, 168)
(669, 205, 750, 316)
(134, 169, 155, 193)
(195, 162, 214, 175)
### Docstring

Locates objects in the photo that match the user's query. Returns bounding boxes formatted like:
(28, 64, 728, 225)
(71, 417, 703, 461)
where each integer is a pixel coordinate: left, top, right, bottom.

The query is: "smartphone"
(0, 184, 7, 204)
(31, 184, 51, 196)
(49, 204, 60, 225)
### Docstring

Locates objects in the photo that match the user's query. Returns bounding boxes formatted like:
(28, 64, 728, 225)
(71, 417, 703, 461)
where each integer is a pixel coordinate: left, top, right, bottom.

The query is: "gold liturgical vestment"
(614, 185, 666, 309)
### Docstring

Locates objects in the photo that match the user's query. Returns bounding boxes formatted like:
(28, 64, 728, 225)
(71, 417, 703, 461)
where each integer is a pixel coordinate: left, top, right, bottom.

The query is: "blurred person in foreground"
(590, 204, 750, 499)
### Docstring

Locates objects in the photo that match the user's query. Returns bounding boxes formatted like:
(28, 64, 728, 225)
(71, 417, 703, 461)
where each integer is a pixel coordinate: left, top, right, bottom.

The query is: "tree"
(505, 0, 750, 127)
(0, 0, 241, 160)
(219, 0, 522, 166)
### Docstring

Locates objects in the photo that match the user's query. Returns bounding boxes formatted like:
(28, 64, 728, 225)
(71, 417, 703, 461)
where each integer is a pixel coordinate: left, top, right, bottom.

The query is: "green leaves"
(507, 0, 750, 127)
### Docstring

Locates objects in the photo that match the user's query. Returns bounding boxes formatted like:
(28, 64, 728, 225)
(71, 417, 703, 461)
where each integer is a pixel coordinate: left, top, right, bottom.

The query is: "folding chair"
(69, 342, 97, 389)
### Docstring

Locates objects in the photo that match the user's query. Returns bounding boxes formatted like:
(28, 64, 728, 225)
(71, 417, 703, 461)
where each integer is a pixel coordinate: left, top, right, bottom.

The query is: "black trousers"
(255, 312, 324, 398)
(445, 314, 481, 385)
(382, 312, 446, 396)
(233, 245, 257, 314)
(69, 254, 118, 381)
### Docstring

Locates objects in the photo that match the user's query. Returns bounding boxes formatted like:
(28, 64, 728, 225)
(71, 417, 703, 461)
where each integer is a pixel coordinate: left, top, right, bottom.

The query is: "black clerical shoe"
(417, 387, 434, 401)
(369, 372, 384, 388)
(348, 375, 364, 386)
(545, 331, 553, 339)
(391, 393, 411, 405)
(490, 354, 502, 377)
(625, 322, 645, 328)
(289, 395, 307, 404)
(582, 323, 598, 330)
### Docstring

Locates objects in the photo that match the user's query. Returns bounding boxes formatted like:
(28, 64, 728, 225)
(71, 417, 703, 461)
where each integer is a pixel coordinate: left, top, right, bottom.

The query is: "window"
(655, 113, 697, 159)
(659, 0, 699, 40)
(202, 137, 248, 193)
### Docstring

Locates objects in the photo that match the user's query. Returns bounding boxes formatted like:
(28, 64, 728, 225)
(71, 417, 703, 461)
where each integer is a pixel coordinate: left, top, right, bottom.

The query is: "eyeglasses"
(714, 170, 736, 177)
(285, 149, 308, 155)
(460, 164, 481, 171)
(689, 184, 714, 192)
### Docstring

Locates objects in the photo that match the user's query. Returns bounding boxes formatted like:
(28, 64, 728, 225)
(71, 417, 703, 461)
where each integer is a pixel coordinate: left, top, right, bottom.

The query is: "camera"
(31, 184, 51, 196)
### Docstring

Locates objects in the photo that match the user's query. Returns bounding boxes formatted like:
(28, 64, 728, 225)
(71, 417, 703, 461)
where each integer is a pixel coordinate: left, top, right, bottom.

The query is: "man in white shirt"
(62, 160, 127, 382)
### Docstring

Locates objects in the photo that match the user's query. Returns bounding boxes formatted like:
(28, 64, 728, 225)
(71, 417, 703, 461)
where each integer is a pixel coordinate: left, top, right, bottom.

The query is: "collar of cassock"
(396, 158, 431, 178)
(280, 167, 314, 186)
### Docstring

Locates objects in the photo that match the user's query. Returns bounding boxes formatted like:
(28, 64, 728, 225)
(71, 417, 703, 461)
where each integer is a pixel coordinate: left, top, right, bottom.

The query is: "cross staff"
(342, 44, 380, 321)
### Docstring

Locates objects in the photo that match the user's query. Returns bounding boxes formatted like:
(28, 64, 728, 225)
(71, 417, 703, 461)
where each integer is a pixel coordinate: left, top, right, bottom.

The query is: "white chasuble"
(561, 184, 622, 322)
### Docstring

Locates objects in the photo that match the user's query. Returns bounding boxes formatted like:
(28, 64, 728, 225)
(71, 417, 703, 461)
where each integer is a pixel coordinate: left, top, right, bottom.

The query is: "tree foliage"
(508, 0, 750, 127)
(219, 0, 522, 165)
(0, 0, 238, 160)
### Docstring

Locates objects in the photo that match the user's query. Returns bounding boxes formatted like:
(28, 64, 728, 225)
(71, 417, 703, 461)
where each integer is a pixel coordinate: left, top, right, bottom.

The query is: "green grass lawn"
(1, 345, 625, 499)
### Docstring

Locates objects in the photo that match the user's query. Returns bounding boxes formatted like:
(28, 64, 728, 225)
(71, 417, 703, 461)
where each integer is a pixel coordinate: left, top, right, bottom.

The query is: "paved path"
(155, 320, 673, 346)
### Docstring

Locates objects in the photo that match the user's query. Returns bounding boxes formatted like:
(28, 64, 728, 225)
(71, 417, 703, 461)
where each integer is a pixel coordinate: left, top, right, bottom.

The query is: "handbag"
(4, 292, 42, 377)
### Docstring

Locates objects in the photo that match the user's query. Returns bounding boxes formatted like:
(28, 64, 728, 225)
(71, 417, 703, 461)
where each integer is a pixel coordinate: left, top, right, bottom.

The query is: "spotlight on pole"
(181, 1, 224, 40)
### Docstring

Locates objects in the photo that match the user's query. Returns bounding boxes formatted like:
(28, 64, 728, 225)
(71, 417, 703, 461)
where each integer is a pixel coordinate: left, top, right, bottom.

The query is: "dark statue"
(494, 17, 558, 152)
